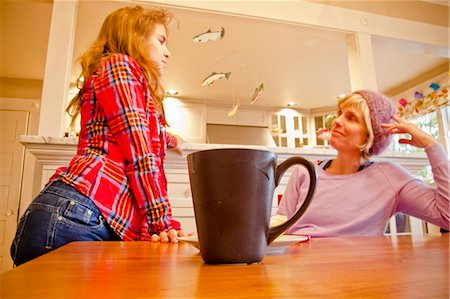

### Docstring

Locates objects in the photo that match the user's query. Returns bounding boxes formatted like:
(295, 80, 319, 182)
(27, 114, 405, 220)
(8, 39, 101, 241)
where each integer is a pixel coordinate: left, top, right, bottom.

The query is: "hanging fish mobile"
(201, 72, 231, 87)
(250, 83, 264, 104)
(192, 27, 225, 43)
(227, 104, 240, 117)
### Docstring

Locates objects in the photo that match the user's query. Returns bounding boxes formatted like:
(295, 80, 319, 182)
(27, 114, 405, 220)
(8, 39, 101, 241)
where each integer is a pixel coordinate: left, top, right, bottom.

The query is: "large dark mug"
(187, 148, 317, 264)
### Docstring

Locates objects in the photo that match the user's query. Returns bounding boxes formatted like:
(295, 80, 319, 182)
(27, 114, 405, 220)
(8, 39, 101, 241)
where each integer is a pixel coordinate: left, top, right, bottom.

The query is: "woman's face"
(329, 104, 369, 153)
(147, 23, 171, 76)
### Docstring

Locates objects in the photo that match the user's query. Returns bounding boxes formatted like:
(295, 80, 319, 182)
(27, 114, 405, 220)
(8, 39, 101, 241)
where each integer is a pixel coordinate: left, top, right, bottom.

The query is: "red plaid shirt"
(50, 54, 180, 240)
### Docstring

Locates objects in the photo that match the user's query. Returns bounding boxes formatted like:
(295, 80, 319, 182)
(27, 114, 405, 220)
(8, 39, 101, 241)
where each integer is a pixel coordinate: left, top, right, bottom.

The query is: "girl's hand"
(171, 136, 185, 156)
(381, 115, 437, 149)
(150, 229, 186, 243)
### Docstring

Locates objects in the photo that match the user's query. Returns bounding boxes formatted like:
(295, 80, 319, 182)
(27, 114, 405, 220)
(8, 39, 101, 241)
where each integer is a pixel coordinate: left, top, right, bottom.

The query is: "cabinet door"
(206, 106, 235, 125)
(164, 101, 206, 143)
(0, 110, 28, 272)
(165, 169, 196, 233)
(207, 105, 268, 127)
(236, 109, 268, 127)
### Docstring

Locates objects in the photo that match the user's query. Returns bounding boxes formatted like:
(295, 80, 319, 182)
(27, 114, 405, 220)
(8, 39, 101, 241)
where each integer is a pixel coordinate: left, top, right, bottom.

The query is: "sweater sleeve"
(396, 143, 449, 230)
(277, 165, 311, 218)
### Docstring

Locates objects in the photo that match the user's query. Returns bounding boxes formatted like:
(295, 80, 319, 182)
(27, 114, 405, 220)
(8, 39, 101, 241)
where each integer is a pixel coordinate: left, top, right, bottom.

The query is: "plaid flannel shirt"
(50, 54, 179, 240)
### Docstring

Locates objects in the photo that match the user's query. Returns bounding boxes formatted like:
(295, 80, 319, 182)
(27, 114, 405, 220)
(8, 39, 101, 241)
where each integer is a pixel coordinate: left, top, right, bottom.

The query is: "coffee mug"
(187, 148, 317, 264)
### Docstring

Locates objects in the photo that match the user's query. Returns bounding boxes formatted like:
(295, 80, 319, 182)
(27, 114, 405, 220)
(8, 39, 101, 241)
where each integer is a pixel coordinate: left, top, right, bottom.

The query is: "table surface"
(1, 235, 448, 299)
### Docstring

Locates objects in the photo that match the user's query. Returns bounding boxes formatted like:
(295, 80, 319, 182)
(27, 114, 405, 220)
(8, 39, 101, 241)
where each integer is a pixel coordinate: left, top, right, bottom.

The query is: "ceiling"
(1, 0, 449, 110)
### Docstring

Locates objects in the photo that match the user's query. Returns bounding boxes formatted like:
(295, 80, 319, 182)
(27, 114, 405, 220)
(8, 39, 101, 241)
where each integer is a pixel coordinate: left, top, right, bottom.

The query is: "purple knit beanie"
(354, 90, 396, 156)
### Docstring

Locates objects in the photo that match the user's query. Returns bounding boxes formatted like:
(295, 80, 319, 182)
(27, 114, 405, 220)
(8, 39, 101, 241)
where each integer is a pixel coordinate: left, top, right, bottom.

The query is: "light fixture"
(286, 101, 297, 107)
(166, 89, 179, 96)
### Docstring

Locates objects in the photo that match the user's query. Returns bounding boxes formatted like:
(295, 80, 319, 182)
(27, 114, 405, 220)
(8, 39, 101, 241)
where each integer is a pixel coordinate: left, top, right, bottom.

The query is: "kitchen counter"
(20, 135, 429, 173)
(20, 135, 430, 157)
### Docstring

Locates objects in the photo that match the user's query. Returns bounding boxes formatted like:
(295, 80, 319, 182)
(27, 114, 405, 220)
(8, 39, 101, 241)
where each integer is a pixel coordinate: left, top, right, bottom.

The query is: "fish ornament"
(250, 83, 264, 104)
(201, 72, 231, 87)
(192, 27, 225, 43)
(227, 104, 239, 117)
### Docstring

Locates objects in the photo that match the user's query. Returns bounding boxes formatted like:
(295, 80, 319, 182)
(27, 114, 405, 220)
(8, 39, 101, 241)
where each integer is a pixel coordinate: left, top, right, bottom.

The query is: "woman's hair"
(67, 6, 174, 127)
(337, 93, 374, 162)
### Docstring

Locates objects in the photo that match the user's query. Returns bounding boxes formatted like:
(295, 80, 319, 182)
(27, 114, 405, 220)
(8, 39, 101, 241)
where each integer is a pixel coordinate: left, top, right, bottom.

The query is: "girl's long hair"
(66, 6, 174, 127)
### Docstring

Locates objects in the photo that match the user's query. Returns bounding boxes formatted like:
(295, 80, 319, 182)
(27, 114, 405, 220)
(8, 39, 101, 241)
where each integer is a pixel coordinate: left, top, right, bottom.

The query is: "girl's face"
(147, 23, 171, 76)
(329, 105, 369, 153)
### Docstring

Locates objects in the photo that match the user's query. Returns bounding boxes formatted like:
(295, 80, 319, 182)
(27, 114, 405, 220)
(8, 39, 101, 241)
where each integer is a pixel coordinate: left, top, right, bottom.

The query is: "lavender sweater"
(277, 143, 450, 236)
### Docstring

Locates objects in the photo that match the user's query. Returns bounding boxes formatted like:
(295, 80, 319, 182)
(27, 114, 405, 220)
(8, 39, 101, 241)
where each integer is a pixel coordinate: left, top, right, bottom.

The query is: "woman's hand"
(381, 115, 437, 149)
(150, 229, 186, 243)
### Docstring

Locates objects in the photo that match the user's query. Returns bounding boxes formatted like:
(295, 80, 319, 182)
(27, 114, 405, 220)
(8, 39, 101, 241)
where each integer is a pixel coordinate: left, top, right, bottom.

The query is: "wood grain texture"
(1, 235, 448, 298)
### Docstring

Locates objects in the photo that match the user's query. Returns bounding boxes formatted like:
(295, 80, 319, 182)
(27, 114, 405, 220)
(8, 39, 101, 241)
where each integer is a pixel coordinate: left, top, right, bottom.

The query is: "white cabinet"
(269, 109, 309, 148)
(206, 105, 235, 125)
(206, 105, 268, 127)
(164, 165, 196, 233)
(236, 109, 268, 127)
(164, 100, 206, 143)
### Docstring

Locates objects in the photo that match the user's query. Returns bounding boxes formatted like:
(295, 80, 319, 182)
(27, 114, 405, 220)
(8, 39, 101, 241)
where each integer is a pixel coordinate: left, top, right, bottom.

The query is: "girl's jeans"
(11, 181, 120, 266)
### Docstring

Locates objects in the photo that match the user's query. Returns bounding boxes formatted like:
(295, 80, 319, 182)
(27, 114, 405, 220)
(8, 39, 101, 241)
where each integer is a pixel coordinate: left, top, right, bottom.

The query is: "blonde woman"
(11, 6, 184, 266)
(276, 90, 449, 236)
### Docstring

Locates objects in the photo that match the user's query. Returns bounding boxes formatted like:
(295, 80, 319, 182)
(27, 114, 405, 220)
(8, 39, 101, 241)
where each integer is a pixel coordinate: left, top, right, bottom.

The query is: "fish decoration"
(250, 83, 264, 104)
(227, 104, 239, 117)
(429, 83, 440, 91)
(192, 27, 225, 43)
(201, 72, 231, 87)
(414, 91, 423, 99)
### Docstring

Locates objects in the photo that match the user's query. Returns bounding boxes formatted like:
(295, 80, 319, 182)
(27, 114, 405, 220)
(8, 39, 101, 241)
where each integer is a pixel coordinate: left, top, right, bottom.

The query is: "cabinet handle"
(5, 209, 14, 217)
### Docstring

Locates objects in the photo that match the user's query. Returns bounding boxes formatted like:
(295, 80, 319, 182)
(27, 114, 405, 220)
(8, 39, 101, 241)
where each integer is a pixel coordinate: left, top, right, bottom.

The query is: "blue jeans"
(11, 181, 120, 266)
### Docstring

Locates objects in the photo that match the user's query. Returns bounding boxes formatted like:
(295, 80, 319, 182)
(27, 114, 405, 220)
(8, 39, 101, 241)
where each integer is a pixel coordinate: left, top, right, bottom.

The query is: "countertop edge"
(19, 135, 427, 159)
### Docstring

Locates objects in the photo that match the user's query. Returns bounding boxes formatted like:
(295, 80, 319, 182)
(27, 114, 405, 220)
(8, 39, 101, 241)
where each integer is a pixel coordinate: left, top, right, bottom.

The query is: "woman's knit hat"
(354, 90, 396, 156)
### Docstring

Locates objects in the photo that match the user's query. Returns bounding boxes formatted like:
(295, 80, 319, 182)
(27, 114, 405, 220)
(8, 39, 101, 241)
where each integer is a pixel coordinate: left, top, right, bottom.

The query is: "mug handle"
(267, 156, 317, 244)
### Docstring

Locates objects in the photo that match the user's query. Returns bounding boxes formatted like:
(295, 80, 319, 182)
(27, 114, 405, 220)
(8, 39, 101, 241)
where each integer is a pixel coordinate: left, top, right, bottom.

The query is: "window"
(390, 106, 449, 153)
(389, 112, 438, 154)
(389, 106, 450, 180)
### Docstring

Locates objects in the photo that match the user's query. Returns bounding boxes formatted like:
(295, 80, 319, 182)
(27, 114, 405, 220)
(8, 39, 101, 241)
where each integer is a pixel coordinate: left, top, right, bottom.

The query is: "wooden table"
(1, 235, 448, 298)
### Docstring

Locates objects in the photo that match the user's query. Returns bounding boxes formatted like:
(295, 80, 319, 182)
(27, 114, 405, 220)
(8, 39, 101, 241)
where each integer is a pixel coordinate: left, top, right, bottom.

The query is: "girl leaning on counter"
(11, 6, 185, 266)
(274, 90, 449, 236)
